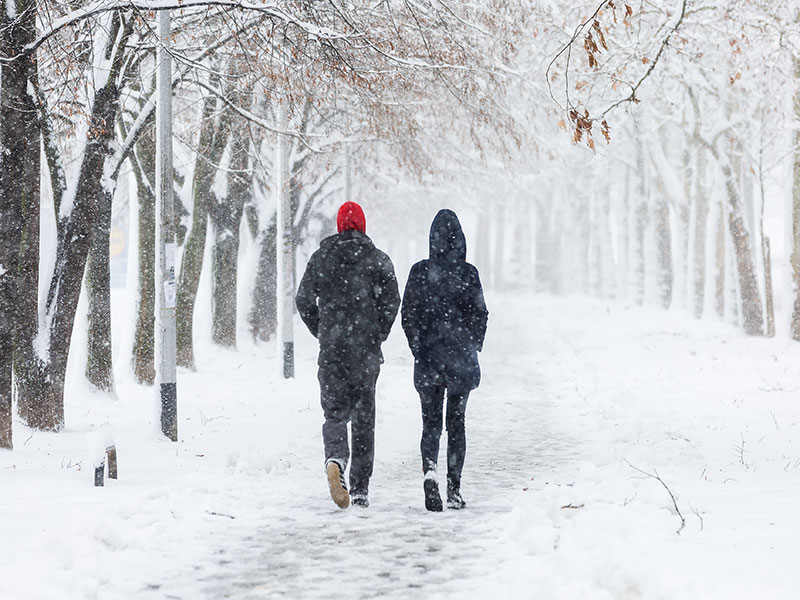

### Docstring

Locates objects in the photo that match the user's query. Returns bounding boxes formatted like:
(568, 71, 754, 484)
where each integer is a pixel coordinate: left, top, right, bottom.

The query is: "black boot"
(423, 471, 443, 512)
(446, 476, 465, 510)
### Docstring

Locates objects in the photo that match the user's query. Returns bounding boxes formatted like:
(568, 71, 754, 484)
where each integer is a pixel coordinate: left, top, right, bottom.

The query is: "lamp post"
(155, 8, 177, 440)
(275, 103, 294, 378)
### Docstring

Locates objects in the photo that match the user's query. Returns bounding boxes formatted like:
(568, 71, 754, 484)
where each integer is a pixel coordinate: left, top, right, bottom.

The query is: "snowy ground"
(2, 293, 800, 599)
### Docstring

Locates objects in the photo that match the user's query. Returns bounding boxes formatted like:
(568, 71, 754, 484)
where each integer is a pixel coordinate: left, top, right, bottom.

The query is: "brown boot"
(326, 460, 350, 509)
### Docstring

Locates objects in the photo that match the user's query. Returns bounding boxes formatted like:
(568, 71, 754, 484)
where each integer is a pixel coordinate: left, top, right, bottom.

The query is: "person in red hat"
(296, 201, 400, 509)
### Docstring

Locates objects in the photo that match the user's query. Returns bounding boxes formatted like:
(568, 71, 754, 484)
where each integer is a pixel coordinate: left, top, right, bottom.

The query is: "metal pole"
(344, 143, 352, 204)
(156, 9, 177, 440)
(275, 103, 294, 378)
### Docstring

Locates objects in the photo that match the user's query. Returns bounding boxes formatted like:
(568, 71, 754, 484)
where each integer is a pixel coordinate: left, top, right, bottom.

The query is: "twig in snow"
(758, 379, 797, 393)
(199, 409, 232, 427)
(23, 432, 34, 446)
(560, 503, 585, 510)
(60, 457, 83, 471)
(734, 433, 749, 469)
(575, 386, 590, 403)
(689, 503, 704, 531)
(622, 492, 638, 507)
(769, 410, 779, 430)
(625, 460, 686, 535)
(206, 510, 236, 520)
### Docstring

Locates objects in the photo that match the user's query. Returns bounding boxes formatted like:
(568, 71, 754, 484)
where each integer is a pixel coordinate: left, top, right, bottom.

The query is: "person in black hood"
(401, 209, 488, 511)
(296, 201, 400, 509)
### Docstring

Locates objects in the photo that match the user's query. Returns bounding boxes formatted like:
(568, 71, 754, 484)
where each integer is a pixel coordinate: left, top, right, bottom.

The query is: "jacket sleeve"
(401, 263, 424, 356)
(466, 265, 488, 352)
(295, 251, 321, 338)
(375, 252, 400, 342)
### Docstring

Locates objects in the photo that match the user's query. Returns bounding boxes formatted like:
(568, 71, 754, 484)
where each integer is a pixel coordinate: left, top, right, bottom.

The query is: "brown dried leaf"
(601, 120, 611, 143)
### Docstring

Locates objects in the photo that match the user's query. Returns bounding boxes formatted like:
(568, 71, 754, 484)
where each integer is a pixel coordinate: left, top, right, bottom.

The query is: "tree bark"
(693, 147, 709, 318)
(633, 122, 649, 306)
(1, 0, 39, 446)
(131, 124, 157, 384)
(33, 12, 132, 430)
(176, 84, 230, 368)
(790, 54, 800, 340)
(85, 185, 115, 392)
(210, 132, 250, 347)
(249, 215, 278, 341)
(763, 238, 775, 337)
(654, 189, 673, 309)
(617, 166, 630, 302)
(718, 156, 763, 335)
(715, 196, 726, 319)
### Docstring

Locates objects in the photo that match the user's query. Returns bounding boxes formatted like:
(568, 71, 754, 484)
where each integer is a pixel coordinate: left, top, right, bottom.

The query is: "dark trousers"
(318, 361, 379, 497)
(419, 384, 469, 491)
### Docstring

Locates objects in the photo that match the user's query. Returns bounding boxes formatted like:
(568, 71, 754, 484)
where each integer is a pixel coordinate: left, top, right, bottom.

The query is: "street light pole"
(275, 103, 294, 378)
(156, 8, 177, 440)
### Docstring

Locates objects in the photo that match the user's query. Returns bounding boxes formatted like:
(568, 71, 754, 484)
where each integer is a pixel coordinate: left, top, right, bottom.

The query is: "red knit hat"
(337, 201, 366, 233)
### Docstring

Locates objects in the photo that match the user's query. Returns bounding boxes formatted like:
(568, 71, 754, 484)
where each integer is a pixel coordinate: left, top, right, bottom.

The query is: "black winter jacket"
(296, 230, 400, 369)
(401, 210, 488, 394)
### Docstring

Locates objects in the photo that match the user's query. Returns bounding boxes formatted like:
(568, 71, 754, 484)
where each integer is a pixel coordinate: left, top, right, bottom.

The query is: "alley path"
(191, 295, 583, 599)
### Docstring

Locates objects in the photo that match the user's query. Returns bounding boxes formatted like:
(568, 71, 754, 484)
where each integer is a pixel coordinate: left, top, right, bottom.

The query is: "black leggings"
(420, 385, 469, 488)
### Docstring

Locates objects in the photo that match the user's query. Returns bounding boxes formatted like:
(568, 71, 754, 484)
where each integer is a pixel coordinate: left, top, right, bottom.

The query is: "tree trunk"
(693, 147, 709, 318)
(249, 215, 278, 341)
(33, 13, 132, 430)
(1, 1, 39, 446)
(131, 125, 157, 384)
(511, 197, 532, 289)
(176, 85, 230, 368)
(535, 198, 555, 293)
(790, 54, 800, 340)
(617, 167, 630, 302)
(85, 186, 115, 392)
(492, 202, 505, 290)
(654, 189, 673, 309)
(763, 238, 775, 337)
(718, 156, 763, 335)
(596, 189, 615, 299)
(715, 196, 726, 319)
(475, 203, 491, 280)
(633, 127, 649, 306)
(210, 133, 250, 347)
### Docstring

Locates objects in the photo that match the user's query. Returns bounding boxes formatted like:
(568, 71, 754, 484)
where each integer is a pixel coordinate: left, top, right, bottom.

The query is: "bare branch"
(625, 460, 686, 534)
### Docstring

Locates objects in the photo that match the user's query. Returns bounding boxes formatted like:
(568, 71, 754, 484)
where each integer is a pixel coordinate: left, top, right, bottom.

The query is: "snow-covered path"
(3, 294, 800, 599)
(190, 299, 583, 600)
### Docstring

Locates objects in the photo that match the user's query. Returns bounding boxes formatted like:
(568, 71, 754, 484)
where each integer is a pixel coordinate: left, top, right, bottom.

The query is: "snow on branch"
(547, 0, 688, 147)
(1, 0, 350, 62)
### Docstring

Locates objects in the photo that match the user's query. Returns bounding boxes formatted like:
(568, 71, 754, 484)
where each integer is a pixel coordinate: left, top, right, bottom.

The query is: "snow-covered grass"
(2, 293, 800, 599)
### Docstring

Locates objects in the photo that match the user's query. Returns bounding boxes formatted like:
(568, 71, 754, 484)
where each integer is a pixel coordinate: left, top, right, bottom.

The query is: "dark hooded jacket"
(401, 210, 488, 394)
(296, 230, 400, 369)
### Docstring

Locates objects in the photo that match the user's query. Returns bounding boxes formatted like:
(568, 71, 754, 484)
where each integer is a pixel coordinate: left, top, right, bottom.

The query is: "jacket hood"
(429, 209, 466, 262)
(320, 230, 374, 265)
